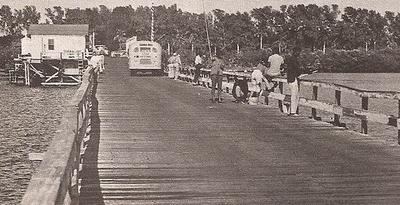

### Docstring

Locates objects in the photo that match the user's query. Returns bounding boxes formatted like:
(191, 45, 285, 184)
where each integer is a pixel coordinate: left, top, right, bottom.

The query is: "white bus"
(128, 40, 162, 76)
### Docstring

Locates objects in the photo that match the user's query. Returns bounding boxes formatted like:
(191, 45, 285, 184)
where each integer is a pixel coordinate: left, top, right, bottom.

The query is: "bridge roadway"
(79, 58, 400, 204)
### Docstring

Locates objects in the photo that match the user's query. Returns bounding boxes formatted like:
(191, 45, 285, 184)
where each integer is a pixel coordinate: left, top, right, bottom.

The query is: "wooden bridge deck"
(79, 58, 400, 204)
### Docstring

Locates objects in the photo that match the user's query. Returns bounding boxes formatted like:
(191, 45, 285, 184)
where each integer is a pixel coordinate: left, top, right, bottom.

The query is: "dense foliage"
(2, 3, 400, 72)
(0, 35, 21, 70)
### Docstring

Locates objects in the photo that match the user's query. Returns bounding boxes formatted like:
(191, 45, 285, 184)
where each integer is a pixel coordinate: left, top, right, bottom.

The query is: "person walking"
(174, 53, 182, 80)
(193, 53, 203, 85)
(167, 53, 181, 79)
(285, 46, 302, 116)
(167, 54, 175, 79)
(210, 50, 225, 103)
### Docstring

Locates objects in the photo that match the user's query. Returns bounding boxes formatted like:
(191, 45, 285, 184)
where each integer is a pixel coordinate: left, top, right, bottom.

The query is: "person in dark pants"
(285, 46, 302, 116)
(210, 50, 225, 103)
(193, 53, 203, 85)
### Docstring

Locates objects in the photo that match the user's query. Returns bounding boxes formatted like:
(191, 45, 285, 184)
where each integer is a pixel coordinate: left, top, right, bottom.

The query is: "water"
(299, 73, 400, 144)
(300, 73, 400, 116)
(303, 73, 400, 92)
(0, 82, 76, 204)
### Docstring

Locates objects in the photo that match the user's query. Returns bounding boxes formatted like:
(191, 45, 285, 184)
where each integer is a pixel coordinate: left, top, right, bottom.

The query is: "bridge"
(22, 57, 400, 204)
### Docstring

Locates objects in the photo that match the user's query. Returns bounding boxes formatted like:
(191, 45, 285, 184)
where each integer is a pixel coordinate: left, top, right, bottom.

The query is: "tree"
(223, 12, 257, 52)
(19, 6, 40, 30)
(385, 11, 400, 47)
(319, 4, 340, 50)
(0, 5, 40, 35)
(0, 5, 14, 34)
(366, 10, 387, 49)
(65, 7, 89, 24)
(45, 6, 65, 24)
(251, 6, 281, 47)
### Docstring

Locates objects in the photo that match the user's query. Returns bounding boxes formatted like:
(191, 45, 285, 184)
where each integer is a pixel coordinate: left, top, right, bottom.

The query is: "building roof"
(28, 24, 89, 36)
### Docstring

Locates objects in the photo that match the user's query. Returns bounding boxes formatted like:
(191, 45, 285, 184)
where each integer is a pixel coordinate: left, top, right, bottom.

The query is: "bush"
(0, 35, 21, 70)
(171, 45, 400, 73)
(279, 48, 400, 73)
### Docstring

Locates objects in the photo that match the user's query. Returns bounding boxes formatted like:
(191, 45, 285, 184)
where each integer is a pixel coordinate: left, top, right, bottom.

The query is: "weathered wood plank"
(78, 58, 400, 204)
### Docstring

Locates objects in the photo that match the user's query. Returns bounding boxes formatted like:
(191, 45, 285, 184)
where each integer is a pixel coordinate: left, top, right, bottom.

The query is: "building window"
(48, 39, 54, 50)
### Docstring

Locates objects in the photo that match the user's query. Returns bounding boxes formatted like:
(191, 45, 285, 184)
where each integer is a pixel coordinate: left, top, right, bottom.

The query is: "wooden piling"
(312, 86, 318, 119)
(361, 96, 369, 134)
(334, 90, 341, 126)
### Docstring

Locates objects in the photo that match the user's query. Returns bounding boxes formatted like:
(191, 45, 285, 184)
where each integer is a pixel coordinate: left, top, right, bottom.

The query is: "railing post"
(224, 74, 229, 93)
(334, 90, 341, 126)
(312, 85, 318, 120)
(207, 71, 211, 88)
(264, 84, 269, 105)
(297, 80, 301, 114)
(278, 82, 284, 112)
(398, 100, 400, 145)
(361, 96, 368, 134)
(201, 70, 205, 86)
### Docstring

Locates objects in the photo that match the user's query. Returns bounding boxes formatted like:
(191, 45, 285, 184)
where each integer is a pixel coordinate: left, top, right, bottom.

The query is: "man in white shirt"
(265, 47, 284, 76)
(193, 53, 203, 85)
(249, 64, 269, 104)
(88, 54, 104, 73)
(264, 47, 284, 90)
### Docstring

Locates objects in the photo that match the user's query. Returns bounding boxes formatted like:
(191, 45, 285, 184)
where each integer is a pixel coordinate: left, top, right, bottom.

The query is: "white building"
(21, 24, 89, 59)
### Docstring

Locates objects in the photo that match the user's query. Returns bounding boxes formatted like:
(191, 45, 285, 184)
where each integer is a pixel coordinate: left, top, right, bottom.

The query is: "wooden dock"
(79, 58, 400, 204)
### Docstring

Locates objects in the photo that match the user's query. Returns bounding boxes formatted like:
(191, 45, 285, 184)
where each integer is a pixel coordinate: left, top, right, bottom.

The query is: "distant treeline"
(2, 4, 400, 72)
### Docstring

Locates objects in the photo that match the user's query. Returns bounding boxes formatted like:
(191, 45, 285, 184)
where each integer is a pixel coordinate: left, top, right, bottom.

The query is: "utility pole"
(151, 2, 154, 42)
(202, 0, 212, 58)
(92, 31, 95, 49)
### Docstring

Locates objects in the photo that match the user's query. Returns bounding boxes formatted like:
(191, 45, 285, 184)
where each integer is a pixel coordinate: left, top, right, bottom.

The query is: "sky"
(2, 0, 400, 15)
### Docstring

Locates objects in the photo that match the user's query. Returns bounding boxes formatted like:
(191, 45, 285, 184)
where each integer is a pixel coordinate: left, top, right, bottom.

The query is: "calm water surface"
(299, 73, 400, 144)
(301, 73, 400, 116)
(0, 82, 76, 204)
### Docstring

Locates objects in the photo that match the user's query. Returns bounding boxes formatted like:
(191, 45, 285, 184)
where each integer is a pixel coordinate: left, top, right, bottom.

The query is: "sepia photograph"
(1, 0, 400, 204)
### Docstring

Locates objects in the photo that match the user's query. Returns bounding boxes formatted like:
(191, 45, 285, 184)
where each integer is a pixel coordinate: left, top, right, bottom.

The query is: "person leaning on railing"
(285, 46, 302, 116)
(264, 47, 284, 91)
(209, 49, 225, 103)
(249, 63, 271, 104)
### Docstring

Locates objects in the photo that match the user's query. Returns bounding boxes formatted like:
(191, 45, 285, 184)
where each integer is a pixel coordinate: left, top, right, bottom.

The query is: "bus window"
(140, 47, 151, 52)
(133, 47, 139, 52)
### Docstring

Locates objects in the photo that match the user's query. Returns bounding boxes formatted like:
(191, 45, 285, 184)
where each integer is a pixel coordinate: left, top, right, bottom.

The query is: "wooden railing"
(179, 67, 400, 144)
(21, 66, 98, 205)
